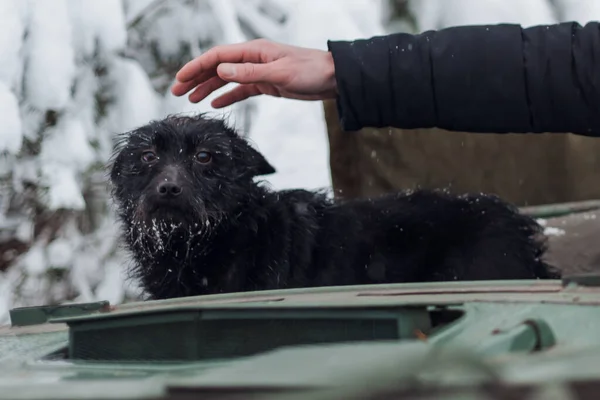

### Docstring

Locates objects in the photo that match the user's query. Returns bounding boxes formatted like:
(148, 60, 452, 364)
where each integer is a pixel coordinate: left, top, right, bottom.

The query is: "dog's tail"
(511, 202, 562, 280)
(458, 191, 562, 280)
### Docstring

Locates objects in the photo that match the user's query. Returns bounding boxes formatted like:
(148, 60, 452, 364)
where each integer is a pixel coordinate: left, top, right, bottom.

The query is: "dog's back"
(304, 189, 559, 288)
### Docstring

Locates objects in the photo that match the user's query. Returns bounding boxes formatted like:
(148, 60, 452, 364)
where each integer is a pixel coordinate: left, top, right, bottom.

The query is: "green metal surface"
(520, 199, 600, 218)
(9, 301, 111, 327)
(562, 273, 600, 287)
(2, 276, 600, 399)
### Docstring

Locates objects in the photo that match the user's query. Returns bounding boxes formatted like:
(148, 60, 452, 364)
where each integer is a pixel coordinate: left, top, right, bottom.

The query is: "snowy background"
(0, 0, 599, 323)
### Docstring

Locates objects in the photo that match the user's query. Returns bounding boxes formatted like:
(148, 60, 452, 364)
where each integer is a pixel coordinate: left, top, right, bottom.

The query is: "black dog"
(109, 114, 560, 300)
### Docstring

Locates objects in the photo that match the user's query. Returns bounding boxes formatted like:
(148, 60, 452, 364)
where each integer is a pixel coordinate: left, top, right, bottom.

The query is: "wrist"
(323, 50, 338, 97)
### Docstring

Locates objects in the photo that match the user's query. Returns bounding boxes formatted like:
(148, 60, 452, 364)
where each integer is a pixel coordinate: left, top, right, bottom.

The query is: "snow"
(345, 0, 388, 38)
(248, 97, 331, 190)
(40, 164, 86, 211)
(71, 68, 101, 142)
(208, 0, 246, 44)
(67, 0, 100, 57)
(123, 0, 155, 23)
(0, 157, 11, 179)
(90, 0, 127, 52)
(47, 238, 74, 269)
(410, 0, 557, 31)
(145, 2, 218, 59)
(69, 0, 126, 57)
(18, 103, 45, 142)
(19, 244, 47, 276)
(553, 0, 600, 24)
(40, 116, 96, 170)
(94, 259, 126, 304)
(536, 219, 548, 227)
(38, 115, 95, 211)
(14, 219, 34, 243)
(0, 277, 11, 326)
(24, 0, 76, 110)
(0, 0, 24, 90)
(11, 158, 37, 190)
(70, 253, 98, 303)
(0, 82, 22, 154)
(283, 0, 384, 48)
(544, 226, 566, 237)
(108, 57, 162, 133)
(233, 0, 288, 40)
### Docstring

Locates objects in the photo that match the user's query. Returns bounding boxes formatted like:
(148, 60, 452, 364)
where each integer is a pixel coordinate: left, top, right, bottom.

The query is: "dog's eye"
(141, 151, 158, 163)
(195, 151, 212, 164)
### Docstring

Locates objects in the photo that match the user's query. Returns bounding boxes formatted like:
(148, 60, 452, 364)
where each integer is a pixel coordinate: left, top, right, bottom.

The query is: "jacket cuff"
(327, 40, 362, 131)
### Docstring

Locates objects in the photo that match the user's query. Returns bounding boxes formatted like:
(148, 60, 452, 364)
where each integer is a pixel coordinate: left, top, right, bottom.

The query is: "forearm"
(328, 22, 600, 136)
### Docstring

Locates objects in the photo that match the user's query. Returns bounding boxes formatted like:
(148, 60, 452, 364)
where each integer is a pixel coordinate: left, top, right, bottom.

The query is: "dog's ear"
(234, 139, 277, 177)
(249, 149, 277, 176)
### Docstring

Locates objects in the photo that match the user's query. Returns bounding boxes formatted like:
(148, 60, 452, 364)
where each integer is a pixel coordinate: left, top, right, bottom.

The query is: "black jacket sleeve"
(327, 22, 600, 136)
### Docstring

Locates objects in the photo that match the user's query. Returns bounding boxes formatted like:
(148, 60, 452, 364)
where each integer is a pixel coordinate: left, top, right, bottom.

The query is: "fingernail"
(220, 64, 236, 78)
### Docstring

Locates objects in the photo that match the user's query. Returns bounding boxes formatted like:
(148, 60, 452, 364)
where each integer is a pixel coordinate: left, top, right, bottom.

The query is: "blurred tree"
(0, 0, 263, 322)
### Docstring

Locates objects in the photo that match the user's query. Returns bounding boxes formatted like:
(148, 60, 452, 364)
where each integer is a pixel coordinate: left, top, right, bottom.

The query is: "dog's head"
(109, 114, 275, 233)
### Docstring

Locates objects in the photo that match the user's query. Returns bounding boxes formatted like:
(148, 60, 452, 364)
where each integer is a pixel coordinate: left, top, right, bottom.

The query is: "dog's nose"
(157, 181, 182, 197)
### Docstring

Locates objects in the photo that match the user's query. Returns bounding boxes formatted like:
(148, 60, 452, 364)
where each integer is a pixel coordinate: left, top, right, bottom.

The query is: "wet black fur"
(109, 114, 560, 300)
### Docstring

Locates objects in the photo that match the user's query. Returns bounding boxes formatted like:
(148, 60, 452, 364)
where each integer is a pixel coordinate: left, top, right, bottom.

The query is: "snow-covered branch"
(232, 0, 286, 40)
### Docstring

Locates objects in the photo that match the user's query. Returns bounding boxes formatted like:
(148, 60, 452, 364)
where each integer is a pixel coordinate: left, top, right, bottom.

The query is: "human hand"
(171, 39, 338, 108)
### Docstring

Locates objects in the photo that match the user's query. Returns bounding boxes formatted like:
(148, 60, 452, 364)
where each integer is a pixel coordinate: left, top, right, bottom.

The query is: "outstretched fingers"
(187, 76, 230, 103)
(211, 85, 264, 108)
(175, 40, 271, 83)
(171, 75, 211, 97)
(216, 60, 290, 86)
(172, 40, 291, 98)
(175, 61, 291, 102)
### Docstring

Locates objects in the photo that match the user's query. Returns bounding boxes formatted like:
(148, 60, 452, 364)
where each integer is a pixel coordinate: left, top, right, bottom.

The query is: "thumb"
(217, 62, 288, 85)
